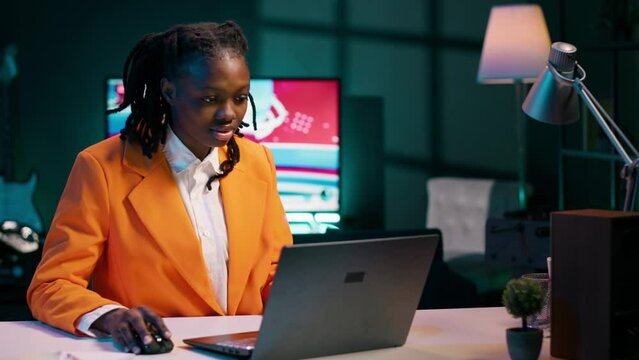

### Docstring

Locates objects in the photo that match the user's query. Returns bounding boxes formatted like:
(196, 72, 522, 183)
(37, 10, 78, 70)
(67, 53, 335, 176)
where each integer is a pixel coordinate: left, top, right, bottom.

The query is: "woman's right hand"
(89, 306, 172, 354)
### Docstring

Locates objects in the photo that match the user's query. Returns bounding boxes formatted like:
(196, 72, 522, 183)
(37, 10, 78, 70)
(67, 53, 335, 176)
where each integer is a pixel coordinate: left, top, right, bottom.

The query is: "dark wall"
(0, 2, 17, 45)
(5, 0, 608, 233)
(7, 1, 256, 230)
(539, 0, 639, 211)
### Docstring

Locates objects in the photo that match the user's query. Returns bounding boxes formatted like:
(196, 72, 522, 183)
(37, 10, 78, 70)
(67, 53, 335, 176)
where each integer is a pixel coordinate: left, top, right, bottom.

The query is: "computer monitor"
(106, 78, 340, 233)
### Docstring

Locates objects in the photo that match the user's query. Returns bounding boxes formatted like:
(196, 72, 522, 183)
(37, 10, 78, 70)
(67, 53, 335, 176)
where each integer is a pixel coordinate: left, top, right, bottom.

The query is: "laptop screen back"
(252, 234, 438, 359)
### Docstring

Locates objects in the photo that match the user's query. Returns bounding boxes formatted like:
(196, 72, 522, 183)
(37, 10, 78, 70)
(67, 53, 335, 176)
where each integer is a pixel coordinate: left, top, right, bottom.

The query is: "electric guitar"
(0, 44, 43, 234)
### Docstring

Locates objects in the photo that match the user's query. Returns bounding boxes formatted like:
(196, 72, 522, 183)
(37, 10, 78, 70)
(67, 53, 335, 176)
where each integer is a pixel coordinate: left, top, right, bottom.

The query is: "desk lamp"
(477, 4, 551, 210)
(522, 42, 639, 211)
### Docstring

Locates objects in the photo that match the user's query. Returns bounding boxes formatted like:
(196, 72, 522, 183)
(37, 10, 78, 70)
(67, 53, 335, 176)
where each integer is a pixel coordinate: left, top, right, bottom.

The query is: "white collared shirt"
(77, 127, 229, 336)
(162, 126, 229, 314)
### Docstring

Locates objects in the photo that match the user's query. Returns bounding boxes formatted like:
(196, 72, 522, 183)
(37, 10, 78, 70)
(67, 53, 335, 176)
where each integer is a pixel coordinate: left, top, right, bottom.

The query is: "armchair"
(426, 177, 522, 304)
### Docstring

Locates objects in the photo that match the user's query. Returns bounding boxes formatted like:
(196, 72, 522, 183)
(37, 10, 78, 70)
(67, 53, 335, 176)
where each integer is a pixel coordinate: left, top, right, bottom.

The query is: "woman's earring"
(161, 112, 166, 125)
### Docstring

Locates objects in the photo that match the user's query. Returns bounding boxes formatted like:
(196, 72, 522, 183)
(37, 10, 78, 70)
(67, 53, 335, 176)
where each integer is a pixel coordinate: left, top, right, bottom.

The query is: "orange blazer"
(27, 135, 293, 336)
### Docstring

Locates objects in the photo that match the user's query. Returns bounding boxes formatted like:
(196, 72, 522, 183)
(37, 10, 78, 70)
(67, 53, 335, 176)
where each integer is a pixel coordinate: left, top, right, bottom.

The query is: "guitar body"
(1, 44, 42, 232)
(0, 173, 42, 233)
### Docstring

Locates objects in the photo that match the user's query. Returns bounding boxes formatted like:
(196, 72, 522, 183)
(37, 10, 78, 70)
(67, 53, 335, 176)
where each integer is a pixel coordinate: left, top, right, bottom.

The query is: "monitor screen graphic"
(106, 78, 340, 214)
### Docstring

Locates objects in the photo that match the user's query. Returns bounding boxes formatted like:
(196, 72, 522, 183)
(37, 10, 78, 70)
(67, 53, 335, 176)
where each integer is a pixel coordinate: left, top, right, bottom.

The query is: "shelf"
(557, 0, 639, 211)
(560, 149, 622, 162)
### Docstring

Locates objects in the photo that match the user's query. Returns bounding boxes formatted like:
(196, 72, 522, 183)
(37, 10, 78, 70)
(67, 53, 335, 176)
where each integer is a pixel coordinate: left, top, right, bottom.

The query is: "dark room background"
(1, 0, 637, 232)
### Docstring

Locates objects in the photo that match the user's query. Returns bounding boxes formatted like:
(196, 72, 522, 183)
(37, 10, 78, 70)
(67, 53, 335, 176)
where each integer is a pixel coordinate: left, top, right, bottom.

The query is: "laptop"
(184, 234, 439, 359)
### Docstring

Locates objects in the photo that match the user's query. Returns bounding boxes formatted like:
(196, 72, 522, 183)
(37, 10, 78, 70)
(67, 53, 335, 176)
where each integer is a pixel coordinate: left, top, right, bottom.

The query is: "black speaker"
(551, 209, 639, 359)
(340, 96, 384, 230)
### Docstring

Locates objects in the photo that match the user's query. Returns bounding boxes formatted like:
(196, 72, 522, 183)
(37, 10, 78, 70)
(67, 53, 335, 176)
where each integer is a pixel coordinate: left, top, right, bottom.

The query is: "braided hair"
(106, 21, 257, 190)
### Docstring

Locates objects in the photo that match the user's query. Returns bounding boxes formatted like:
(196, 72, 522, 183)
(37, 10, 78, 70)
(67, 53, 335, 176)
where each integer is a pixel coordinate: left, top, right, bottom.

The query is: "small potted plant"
(502, 278, 544, 360)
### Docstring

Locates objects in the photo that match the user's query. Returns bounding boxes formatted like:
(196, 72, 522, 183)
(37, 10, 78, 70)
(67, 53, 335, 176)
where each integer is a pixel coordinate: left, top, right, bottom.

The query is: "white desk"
(0, 307, 554, 359)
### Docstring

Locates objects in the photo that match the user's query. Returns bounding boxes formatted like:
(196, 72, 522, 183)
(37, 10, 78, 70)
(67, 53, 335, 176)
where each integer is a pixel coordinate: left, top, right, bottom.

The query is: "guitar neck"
(1, 85, 13, 180)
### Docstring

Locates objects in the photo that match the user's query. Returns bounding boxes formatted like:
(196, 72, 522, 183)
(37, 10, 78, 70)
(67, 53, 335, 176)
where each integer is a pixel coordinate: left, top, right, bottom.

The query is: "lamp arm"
(572, 79, 634, 165)
(580, 84, 639, 158)
(572, 79, 639, 211)
(551, 63, 639, 160)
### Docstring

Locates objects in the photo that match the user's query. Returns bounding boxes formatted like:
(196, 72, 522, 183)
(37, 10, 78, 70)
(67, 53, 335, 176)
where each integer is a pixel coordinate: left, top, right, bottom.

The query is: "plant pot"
(506, 327, 543, 360)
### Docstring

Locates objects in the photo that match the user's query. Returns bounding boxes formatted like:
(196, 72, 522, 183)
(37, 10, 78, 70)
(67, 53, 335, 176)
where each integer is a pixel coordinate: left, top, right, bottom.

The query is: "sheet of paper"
(1, 351, 134, 360)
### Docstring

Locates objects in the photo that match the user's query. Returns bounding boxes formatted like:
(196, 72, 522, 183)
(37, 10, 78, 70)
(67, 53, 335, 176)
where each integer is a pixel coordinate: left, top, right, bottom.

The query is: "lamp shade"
(522, 43, 581, 125)
(477, 4, 551, 84)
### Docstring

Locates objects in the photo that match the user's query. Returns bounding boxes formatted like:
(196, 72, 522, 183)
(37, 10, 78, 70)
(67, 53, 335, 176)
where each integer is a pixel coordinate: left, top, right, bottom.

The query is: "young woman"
(27, 21, 292, 354)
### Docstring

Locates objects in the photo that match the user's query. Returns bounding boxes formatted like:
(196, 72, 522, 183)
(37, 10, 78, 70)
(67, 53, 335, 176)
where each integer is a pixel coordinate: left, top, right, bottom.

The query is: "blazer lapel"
(123, 142, 224, 315)
(220, 147, 268, 315)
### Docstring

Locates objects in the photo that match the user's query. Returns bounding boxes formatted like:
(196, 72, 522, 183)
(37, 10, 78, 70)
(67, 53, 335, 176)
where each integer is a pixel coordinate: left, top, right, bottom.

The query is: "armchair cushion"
(426, 177, 519, 261)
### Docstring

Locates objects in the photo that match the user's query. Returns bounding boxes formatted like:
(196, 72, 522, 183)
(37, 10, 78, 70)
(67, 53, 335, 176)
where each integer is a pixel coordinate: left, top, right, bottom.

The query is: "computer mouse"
(133, 324, 174, 355)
